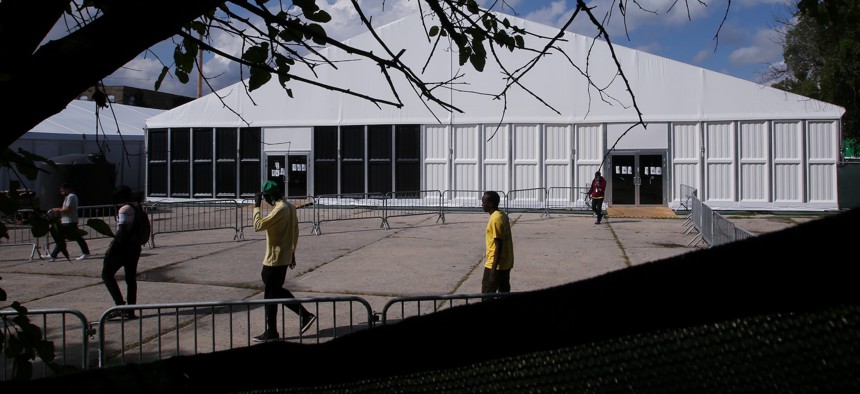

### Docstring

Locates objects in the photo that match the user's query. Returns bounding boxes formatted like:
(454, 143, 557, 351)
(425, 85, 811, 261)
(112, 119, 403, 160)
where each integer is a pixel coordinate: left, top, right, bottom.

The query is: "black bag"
(131, 203, 151, 246)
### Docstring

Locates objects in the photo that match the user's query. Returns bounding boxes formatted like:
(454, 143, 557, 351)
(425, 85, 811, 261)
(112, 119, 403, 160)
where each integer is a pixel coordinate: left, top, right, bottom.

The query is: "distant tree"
(769, 0, 860, 148)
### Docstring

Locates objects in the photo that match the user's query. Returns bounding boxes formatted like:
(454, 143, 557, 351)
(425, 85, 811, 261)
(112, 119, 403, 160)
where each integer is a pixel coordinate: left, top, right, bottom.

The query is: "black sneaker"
(252, 331, 280, 342)
(107, 310, 137, 321)
(300, 314, 317, 334)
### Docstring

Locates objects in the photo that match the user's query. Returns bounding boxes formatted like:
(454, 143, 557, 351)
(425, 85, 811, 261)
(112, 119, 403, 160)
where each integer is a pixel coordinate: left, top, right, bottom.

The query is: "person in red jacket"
(587, 171, 607, 224)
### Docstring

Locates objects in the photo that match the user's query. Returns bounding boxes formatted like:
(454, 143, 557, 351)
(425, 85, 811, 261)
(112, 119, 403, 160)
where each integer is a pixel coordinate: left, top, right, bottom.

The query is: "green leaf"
(458, 46, 471, 66)
(306, 10, 331, 23)
(515, 35, 525, 49)
(28, 214, 50, 238)
(429, 26, 440, 37)
(242, 43, 269, 64)
(0, 286, 6, 302)
(155, 66, 169, 91)
(249, 67, 272, 91)
(470, 52, 486, 71)
(466, 0, 479, 14)
(175, 69, 189, 84)
(86, 218, 115, 238)
(0, 193, 19, 216)
(304, 23, 328, 45)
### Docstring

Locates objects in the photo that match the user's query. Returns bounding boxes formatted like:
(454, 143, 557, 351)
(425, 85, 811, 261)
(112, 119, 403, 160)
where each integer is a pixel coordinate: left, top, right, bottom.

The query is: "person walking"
(252, 180, 316, 342)
(587, 170, 607, 224)
(102, 185, 142, 320)
(42, 183, 90, 261)
(481, 191, 514, 294)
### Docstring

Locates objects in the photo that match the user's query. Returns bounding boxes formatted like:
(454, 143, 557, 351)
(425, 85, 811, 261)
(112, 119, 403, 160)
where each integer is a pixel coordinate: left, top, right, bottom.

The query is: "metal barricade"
(313, 193, 387, 235)
(0, 209, 44, 261)
(383, 190, 445, 224)
(1, 308, 91, 381)
(442, 190, 506, 214)
(545, 186, 589, 214)
(506, 188, 548, 215)
(147, 200, 241, 247)
(237, 196, 315, 239)
(380, 292, 518, 325)
(97, 297, 375, 368)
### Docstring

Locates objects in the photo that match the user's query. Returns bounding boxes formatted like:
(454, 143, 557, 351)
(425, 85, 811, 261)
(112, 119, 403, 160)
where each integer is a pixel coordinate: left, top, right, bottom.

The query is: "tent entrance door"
(267, 154, 309, 197)
(609, 151, 666, 206)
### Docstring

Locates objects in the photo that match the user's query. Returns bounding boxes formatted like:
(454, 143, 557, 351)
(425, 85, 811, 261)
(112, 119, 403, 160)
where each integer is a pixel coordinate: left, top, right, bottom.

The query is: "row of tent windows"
(146, 125, 421, 198)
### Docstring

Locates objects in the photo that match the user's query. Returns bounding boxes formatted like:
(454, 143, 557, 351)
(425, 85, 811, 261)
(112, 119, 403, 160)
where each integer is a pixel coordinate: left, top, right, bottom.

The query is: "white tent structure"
(4, 99, 162, 202)
(146, 11, 845, 211)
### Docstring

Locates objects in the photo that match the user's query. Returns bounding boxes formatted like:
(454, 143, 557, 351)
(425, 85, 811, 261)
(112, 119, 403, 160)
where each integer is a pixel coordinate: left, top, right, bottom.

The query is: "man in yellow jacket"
(252, 180, 316, 342)
(481, 191, 514, 294)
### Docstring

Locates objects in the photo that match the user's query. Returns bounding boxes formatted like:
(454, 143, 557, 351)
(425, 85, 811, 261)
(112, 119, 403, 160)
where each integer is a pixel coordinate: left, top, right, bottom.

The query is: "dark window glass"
(216, 162, 237, 197)
(216, 128, 237, 160)
(240, 161, 260, 197)
(171, 129, 190, 160)
(240, 128, 261, 159)
(148, 129, 168, 161)
(395, 125, 421, 192)
(341, 126, 364, 159)
(193, 162, 212, 197)
(340, 126, 364, 194)
(193, 128, 212, 160)
(170, 162, 190, 197)
(368, 125, 392, 194)
(314, 126, 338, 195)
(148, 163, 167, 196)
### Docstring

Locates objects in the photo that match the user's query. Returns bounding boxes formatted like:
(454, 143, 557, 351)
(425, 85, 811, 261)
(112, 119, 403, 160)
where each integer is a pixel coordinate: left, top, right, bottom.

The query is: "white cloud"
(692, 49, 712, 65)
(728, 27, 782, 66)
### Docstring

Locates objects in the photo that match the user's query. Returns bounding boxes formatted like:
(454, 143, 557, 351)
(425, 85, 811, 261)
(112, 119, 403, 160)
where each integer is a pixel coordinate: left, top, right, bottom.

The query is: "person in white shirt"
(42, 183, 90, 261)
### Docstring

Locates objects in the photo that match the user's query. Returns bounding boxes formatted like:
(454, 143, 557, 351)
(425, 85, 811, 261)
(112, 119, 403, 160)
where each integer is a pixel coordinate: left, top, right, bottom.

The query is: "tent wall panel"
(739, 122, 769, 202)
(705, 122, 735, 202)
(671, 122, 700, 206)
(454, 125, 480, 193)
(423, 125, 448, 192)
(807, 121, 839, 204)
(773, 121, 803, 203)
(544, 125, 571, 189)
(513, 124, 540, 191)
(576, 124, 603, 188)
(484, 124, 509, 192)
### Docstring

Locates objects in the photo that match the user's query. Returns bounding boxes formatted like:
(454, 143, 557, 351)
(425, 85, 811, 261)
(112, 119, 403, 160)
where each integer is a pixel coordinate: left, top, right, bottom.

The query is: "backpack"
(130, 203, 151, 246)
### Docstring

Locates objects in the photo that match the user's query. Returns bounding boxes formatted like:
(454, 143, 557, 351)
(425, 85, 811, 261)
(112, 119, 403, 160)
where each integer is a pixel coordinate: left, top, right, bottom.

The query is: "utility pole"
(197, 32, 203, 98)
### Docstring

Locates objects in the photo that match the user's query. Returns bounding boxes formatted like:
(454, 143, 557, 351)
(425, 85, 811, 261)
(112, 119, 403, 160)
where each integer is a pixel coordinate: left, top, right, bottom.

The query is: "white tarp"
(147, 11, 845, 129)
(29, 99, 162, 140)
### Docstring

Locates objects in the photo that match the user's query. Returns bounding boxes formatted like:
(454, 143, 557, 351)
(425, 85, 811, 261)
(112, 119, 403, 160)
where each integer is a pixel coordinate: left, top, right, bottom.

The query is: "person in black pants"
(587, 171, 607, 224)
(252, 180, 316, 342)
(102, 186, 142, 320)
(42, 184, 90, 261)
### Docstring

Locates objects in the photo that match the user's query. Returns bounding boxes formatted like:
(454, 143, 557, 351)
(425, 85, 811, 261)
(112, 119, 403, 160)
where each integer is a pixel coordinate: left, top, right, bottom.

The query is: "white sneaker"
(41, 254, 56, 262)
(76, 254, 90, 261)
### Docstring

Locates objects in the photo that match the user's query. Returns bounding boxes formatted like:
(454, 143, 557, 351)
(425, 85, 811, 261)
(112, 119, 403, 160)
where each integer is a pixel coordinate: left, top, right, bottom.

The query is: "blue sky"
(100, 0, 795, 98)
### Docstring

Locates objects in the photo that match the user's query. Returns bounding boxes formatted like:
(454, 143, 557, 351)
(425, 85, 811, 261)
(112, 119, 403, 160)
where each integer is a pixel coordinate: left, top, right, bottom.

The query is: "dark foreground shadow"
(4, 208, 859, 393)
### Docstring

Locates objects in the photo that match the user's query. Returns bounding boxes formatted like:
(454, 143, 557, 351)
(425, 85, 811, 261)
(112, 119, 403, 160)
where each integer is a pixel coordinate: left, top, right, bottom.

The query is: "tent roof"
(147, 11, 845, 129)
(28, 99, 162, 140)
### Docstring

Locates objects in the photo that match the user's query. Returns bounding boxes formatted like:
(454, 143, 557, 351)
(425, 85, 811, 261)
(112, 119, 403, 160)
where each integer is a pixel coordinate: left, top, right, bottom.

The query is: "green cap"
(261, 180, 279, 194)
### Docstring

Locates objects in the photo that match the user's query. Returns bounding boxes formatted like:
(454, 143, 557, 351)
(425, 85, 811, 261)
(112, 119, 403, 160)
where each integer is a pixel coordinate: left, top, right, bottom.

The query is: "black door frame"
(608, 150, 667, 206)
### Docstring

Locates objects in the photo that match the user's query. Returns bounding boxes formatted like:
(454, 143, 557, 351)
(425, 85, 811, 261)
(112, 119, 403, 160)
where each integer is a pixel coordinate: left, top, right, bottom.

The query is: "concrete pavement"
(1, 208, 815, 321)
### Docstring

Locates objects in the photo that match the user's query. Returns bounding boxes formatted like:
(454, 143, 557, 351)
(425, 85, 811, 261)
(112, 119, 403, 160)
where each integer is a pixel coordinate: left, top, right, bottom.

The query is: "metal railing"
(681, 185, 757, 247)
(380, 292, 518, 325)
(96, 296, 374, 368)
(313, 193, 387, 235)
(383, 190, 445, 224)
(0, 211, 43, 261)
(238, 196, 315, 238)
(147, 200, 241, 247)
(1, 308, 91, 380)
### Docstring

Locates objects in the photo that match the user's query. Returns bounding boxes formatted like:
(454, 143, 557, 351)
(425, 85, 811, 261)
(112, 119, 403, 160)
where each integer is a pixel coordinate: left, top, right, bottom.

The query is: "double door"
(266, 154, 308, 197)
(609, 152, 665, 205)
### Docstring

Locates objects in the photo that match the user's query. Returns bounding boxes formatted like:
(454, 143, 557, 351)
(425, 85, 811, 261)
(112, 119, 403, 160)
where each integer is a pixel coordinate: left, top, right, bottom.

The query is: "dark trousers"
(51, 223, 90, 257)
(591, 198, 604, 222)
(261, 265, 310, 334)
(102, 242, 141, 306)
(481, 267, 512, 294)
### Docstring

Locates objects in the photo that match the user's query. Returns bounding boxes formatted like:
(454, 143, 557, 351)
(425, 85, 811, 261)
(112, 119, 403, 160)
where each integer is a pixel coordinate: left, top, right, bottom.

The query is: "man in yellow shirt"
(252, 181, 316, 342)
(481, 191, 514, 293)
